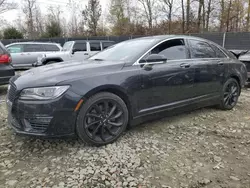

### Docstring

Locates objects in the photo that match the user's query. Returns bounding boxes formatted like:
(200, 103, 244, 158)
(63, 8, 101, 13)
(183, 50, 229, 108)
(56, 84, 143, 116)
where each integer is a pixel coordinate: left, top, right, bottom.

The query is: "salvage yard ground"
(0, 85, 250, 188)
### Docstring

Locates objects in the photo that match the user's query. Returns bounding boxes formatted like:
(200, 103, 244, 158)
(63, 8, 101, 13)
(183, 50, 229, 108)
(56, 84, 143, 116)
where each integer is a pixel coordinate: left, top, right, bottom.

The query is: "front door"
(136, 38, 195, 114)
(71, 42, 89, 60)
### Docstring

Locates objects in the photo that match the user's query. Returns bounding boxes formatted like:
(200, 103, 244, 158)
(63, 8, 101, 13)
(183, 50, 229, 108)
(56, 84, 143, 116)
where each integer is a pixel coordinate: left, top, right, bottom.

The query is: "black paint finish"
(7, 35, 248, 137)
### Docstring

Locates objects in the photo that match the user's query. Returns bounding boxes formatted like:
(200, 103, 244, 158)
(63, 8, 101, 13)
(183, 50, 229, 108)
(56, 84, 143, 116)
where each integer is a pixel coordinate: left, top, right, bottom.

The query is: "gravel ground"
(0, 85, 250, 188)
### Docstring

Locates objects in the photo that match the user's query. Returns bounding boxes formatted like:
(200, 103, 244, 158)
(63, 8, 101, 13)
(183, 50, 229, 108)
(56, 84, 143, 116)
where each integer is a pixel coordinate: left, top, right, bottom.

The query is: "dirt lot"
(0, 85, 250, 188)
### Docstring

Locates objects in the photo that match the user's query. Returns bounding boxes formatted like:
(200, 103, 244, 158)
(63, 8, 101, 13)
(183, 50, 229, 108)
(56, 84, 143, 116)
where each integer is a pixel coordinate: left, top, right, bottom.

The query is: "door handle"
(84, 53, 89, 55)
(180, 63, 190, 68)
(217, 62, 224, 66)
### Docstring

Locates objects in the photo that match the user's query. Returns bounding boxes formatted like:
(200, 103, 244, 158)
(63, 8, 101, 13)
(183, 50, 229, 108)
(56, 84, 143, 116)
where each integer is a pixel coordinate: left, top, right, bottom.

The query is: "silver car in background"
(6, 42, 62, 69)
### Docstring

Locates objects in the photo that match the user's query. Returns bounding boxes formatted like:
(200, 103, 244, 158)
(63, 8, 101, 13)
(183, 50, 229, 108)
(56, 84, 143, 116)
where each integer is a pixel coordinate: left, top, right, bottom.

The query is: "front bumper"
(0, 64, 15, 85)
(7, 84, 83, 137)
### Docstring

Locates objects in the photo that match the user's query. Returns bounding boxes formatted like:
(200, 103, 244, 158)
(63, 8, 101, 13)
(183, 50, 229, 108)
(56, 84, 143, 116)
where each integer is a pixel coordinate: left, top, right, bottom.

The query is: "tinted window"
(24, 44, 44, 52)
(143, 39, 187, 60)
(210, 44, 227, 58)
(73, 42, 87, 51)
(7, 44, 24, 53)
(44, 44, 60, 51)
(90, 42, 101, 51)
(189, 40, 216, 58)
(102, 42, 114, 50)
(89, 38, 156, 62)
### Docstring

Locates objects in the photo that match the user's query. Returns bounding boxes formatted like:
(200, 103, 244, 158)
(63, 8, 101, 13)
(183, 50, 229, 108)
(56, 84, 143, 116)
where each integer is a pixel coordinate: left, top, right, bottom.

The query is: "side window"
(189, 40, 216, 58)
(73, 42, 87, 51)
(102, 42, 114, 50)
(210, 44, 227, 58)
(44, 44, 60, 52)
(7, 44, 24, 53)
(143, 39, 187, 60)
(90, 42, 101, 51)
(24, 44, 45, 52)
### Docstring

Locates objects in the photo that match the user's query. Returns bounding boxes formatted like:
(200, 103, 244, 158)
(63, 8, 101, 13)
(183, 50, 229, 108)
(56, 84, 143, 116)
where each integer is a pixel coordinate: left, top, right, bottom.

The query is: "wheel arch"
(228, 74, 242, 94)
(83, 85, 133, 123)
(44, 58, 63, 65)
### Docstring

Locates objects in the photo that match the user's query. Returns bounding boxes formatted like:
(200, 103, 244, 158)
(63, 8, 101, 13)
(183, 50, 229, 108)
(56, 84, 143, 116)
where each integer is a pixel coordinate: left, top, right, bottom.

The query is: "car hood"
(12, 60, 125, 89)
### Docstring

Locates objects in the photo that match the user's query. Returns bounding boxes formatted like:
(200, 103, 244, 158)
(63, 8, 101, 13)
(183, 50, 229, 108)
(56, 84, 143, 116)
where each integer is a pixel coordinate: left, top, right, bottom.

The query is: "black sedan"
(6, 35, 247, 146)
(0, 42, 15, 85)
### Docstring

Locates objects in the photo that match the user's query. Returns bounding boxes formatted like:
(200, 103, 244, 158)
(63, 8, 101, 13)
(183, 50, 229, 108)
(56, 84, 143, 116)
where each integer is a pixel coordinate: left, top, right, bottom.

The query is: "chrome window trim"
(133, 37, 229, 66)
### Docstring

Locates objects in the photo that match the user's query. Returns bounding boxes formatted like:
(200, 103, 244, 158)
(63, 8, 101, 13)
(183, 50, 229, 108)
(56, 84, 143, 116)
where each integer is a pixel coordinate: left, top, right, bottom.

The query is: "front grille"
(242, 61, 250, 72)
(8, 83, 17, 102)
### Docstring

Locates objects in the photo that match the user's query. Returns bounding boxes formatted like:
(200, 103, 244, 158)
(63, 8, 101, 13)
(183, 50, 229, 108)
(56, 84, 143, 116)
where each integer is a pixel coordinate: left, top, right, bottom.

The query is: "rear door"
(187, 39, 226, 97)
(89, 42, 102, 57)
(23, 44, 45, 66)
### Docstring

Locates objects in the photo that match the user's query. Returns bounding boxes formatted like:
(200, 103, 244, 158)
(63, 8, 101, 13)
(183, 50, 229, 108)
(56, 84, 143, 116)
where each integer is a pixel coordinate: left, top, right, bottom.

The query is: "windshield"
(62, 41, 74, 51)
(89, 38, 157, 62)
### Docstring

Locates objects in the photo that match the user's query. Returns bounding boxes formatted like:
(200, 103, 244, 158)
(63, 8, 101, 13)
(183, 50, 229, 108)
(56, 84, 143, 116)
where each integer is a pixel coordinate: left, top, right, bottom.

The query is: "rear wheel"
(219, 78, 240, 110)
(76, 92, 128, 146)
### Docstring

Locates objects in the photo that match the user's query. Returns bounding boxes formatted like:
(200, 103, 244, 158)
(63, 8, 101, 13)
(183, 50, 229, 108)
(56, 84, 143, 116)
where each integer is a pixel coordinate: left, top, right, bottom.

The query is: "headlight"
(19, 86, 70, 100)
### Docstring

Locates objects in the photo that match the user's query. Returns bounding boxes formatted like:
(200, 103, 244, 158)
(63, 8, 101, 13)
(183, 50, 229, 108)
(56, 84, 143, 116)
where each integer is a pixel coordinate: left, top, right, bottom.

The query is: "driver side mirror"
(72, 49, 79, 54)
(139, 54, 167, 64)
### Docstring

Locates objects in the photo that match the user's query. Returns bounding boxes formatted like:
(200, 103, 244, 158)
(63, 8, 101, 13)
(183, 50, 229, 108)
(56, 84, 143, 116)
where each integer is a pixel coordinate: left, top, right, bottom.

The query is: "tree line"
(1, 0, 250, 39)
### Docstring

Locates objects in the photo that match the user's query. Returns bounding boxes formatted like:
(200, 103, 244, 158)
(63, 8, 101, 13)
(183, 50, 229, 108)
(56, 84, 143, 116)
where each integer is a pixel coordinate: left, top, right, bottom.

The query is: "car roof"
(70, 40, 115, 43)
(131, 35, 212, 42)
(6, 42, 61, 46)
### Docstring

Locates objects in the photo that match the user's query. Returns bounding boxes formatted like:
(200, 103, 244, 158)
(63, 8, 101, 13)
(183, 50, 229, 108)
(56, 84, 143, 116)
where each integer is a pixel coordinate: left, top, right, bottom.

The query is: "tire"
(219, 78, 240, 110)
(76, 92, 129, 146)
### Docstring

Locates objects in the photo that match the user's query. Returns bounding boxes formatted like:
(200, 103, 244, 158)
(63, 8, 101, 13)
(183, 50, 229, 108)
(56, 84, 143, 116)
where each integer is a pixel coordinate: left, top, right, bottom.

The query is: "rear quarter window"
(90, 42, 101, 51)
(44, 44, 60, 51)
(102, 42, 115, 50)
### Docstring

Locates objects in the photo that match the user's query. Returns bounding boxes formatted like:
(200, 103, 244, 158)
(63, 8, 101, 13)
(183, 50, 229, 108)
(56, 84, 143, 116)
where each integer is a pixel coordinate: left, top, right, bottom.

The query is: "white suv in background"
(33, 40, 115, 67)
(6, 42, 62, 69)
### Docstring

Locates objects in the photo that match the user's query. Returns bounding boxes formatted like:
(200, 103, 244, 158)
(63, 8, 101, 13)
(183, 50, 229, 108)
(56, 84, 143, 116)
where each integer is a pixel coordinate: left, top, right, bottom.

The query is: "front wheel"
(76, 92, 129, 146)
(219, 78, 240, 110)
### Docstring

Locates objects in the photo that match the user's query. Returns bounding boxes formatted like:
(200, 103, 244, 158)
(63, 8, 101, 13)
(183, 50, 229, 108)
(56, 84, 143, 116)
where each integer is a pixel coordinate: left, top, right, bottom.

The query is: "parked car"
(6, 35, 247, 146)
(33, 40, 115, 67)
(6, 42, 62, 69)
(0, 42, 15, 85)
(231, 50, 250, 86)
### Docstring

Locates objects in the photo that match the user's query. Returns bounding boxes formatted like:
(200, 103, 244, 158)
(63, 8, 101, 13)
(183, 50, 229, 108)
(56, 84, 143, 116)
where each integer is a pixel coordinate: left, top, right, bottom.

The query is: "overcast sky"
(1, 0, 109, 24)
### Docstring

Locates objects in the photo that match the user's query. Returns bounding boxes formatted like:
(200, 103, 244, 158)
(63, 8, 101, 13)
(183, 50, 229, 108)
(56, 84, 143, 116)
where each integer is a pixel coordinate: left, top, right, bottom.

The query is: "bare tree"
(22, 0, 37, 38)
(181, 0, 185, 33)
(138, 0, 157, 33)
(205, 0, 212, 31)
(0, 0, 17, 14)
(226, 0, 232, 32)
(247, 0, 250, 31)
(162, 0, 174, 34)
(197, 0, 204, 32)
(219, 0, 225, 31)
(82, 0, 102, 36)
(186, 0, 190, 31)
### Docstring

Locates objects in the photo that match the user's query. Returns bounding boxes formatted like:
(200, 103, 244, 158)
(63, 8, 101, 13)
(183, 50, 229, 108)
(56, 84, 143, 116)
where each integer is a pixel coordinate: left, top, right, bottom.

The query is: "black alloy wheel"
(76, 92, 128, 146)
(219, 78, 240, 110)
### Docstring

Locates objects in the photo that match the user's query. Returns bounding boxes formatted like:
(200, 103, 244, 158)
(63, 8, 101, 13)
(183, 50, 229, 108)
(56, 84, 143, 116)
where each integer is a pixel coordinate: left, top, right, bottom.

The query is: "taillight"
(0, 54, 11, 64)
